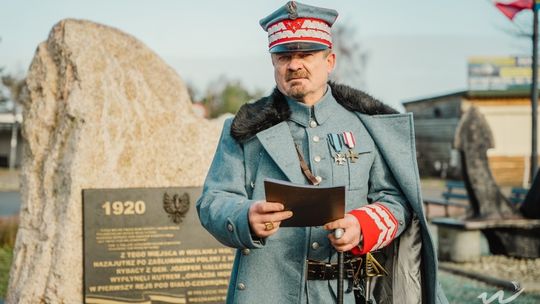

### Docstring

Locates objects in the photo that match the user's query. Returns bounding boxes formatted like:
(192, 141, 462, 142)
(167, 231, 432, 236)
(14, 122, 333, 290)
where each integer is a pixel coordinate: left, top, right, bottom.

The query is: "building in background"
(0, 100, 22, 169)
(403, 56, 539, 187)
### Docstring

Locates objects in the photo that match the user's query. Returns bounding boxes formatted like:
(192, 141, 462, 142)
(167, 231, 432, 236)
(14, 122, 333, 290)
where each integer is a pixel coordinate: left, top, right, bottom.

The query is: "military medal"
(343, 131, 359, 163)
(328, 133, 346, 165)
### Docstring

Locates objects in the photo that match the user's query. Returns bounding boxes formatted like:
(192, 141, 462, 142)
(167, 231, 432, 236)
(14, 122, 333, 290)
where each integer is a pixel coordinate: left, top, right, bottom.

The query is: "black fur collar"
(230, 82, 398, 142)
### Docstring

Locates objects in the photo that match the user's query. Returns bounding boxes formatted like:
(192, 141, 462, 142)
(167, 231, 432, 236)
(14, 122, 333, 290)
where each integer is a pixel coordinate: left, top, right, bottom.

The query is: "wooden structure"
(423, 180, 469, 219)
(0, 108, 23, 168)
(403, 91, 539, 186)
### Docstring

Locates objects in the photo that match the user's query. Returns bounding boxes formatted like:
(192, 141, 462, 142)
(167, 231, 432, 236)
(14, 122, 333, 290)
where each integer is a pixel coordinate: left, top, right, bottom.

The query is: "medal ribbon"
(343, 131, 356, 149)
(328, 133, 344, 152)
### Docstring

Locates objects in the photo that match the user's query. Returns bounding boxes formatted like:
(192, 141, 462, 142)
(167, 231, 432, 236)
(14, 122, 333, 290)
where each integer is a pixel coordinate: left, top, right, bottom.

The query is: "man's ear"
(326, 52, 336, 73)
(270, 53, 277, 67)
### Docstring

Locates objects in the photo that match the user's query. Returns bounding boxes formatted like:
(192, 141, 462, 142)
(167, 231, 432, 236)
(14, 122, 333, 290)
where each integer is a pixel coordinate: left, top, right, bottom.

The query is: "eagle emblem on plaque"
(163, 192, 190, 224)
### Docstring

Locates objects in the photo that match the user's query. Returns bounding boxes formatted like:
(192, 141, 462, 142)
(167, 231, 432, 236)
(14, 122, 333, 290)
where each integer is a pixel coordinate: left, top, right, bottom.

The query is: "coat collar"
(231, 82, 398, 142)
(286, 85, 341, 128)
(255, 122, 306, 184)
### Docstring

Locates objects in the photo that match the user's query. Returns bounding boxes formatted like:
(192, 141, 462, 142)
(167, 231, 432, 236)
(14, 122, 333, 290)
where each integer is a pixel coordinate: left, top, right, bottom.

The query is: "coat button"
(237, 283, 246, 290)
(315, 176, 322, 183)
(314, 156, 321, 163)
(309, 120, 318, 128)
(242, 248, 250, 255)
(227, 224, 234, 232)
(313, 135, 320, 142)
(311, 242, 320, 250)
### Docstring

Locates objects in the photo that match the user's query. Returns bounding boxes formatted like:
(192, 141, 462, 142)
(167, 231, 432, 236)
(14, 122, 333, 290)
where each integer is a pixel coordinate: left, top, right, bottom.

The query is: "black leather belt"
(306, 257, 362, 280)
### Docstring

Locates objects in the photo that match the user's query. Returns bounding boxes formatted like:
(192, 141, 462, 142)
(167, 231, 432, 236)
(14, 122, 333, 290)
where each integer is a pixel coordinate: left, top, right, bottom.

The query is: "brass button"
(315, 176, 322, 183)
(313, 135, 320, 142)
(311, 242, 320, 250)
(227, 224, 234, 232)
(314, 156, 321, 163)
(238, 283, 246, 290)
(242, 248, 250, 255)
(309, 120, 318, 128)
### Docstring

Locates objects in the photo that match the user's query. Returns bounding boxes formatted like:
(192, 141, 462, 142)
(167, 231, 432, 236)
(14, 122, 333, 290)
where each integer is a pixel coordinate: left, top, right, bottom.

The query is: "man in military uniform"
(197, 2, 448, 303)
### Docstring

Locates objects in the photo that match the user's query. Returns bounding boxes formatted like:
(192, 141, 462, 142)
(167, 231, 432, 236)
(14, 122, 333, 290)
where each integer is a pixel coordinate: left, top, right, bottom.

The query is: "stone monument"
(434, 106, 540, 260)
(7, 19, 225, 303)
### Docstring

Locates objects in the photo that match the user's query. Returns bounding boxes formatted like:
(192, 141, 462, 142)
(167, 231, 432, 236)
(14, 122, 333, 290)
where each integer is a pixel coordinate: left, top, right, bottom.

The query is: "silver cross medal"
(328, 133, 346, 166)
(333, 153, 347, 165)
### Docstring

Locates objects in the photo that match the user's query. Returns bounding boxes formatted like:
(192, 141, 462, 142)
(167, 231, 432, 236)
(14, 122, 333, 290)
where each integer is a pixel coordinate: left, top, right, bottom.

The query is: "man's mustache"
(286, 70, 309, 81)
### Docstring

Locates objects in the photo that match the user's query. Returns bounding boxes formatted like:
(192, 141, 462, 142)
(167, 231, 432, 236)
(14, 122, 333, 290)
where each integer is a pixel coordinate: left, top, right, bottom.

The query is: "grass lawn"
(0, 246, 12, 298)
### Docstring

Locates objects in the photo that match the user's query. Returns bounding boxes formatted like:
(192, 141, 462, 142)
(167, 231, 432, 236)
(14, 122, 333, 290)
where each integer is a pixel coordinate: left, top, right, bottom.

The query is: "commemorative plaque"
(83, 187, 234, 304)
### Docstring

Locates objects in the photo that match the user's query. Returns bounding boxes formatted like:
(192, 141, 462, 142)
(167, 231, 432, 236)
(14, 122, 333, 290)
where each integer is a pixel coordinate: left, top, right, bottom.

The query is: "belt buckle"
(323, 263, 333, 280)
(306, 261, 317, 279)
(306, 260, 328, 280)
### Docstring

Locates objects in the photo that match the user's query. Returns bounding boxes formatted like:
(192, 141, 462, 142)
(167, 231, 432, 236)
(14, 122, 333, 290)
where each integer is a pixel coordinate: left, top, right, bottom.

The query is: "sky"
(0, 0, 534, 109)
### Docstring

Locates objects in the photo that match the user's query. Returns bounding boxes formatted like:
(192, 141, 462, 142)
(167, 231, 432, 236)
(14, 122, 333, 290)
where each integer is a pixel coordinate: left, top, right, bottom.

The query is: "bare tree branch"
(331, 23, 369, 89)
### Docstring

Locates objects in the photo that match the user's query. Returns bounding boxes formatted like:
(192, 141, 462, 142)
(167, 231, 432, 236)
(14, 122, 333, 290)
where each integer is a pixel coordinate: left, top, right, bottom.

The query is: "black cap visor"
(269, 42, 330, 53)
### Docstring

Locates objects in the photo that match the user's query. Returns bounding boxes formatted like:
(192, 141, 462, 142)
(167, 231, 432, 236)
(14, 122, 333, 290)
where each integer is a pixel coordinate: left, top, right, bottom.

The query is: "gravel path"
(441, 255, 540, 293)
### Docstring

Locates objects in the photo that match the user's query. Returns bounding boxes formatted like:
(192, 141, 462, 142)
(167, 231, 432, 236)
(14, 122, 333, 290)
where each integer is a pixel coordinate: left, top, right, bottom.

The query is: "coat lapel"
(356, 113, 423, 213)
(256, 121, 305, 184)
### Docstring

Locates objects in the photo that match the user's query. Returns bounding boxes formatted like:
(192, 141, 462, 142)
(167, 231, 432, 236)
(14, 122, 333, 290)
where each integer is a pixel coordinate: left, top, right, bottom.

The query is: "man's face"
(271, 50, 336, 104)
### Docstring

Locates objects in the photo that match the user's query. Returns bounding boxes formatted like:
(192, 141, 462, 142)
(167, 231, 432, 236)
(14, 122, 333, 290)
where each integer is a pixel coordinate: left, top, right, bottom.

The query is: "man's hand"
(324, 214, 362, 252)
(248, 200, 293, 238)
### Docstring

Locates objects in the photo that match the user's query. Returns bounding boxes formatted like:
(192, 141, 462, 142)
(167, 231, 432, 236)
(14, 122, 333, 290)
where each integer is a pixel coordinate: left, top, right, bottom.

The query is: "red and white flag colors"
(348, 203, 398, 255)
(267, 17, 332, 50)
(494, 0, 533, 20)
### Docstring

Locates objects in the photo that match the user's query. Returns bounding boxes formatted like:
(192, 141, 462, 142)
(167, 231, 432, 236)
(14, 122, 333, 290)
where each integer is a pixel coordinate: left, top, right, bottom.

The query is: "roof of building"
(402, 89, 536, 105)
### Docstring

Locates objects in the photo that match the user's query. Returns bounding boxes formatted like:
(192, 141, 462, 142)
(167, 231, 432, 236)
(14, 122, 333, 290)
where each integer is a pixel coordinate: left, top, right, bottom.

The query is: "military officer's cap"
(259, 1, 338, 53)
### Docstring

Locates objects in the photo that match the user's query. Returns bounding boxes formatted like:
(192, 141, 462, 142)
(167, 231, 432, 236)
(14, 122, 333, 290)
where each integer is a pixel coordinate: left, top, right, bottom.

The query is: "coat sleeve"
(348, 145, 412, 255)
(196, 118, 263, 249)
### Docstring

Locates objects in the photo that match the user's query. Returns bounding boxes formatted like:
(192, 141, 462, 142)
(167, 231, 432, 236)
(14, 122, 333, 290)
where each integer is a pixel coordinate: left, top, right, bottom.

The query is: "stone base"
(437, 225, 481, 262)
(427, 222, 438, 253)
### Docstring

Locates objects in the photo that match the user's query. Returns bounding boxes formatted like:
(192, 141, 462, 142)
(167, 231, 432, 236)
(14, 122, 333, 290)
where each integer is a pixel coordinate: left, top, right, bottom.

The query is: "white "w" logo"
(477, 288, 524, 304)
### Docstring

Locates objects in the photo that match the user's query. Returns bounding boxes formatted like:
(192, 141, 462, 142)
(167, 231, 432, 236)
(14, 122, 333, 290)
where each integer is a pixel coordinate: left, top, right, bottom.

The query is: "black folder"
(264, 178, 345, 227)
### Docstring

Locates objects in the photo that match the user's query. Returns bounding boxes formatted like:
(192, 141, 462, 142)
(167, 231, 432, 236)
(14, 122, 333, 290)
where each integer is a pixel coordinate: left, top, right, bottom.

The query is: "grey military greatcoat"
(197, 83, 448, 303)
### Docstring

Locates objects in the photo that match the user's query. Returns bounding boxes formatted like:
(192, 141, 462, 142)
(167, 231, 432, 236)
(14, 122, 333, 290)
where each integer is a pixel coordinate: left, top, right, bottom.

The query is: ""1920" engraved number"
(102, 201, 146, 215)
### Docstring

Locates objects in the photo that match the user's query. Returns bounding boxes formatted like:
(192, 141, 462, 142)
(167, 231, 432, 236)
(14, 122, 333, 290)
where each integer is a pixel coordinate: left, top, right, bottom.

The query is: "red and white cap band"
(267, 17, 332, 50)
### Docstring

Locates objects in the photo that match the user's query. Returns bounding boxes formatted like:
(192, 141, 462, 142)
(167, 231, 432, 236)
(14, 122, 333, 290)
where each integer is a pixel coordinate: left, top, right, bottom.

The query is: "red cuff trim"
(348, 203, 398, 255)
